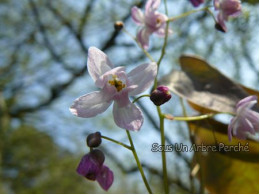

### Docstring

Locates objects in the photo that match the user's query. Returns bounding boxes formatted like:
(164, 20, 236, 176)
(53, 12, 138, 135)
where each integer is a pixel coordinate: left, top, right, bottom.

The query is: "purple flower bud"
(189, 0, 204, 7)
(76, 149, 105, 180)
(228, 96, 259, 141)
(87, 132, 102, 148)
(150, 85, 172, 106)
(96, 165, 114, 191)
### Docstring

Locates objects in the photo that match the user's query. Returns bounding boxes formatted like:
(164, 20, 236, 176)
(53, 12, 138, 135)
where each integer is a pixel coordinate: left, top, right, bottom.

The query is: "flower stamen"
(108, 75, 126, 92)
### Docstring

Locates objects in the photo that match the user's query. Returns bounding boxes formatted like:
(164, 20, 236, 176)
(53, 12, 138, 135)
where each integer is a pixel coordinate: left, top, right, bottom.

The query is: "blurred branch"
(10, 0, 138, 117)
(46, 1, 88, 54)
(78, 1, 95, 36)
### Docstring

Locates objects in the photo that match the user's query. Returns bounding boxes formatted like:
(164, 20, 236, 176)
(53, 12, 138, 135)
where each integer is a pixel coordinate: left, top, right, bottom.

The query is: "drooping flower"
(131, 0, 168, 49)
(77, 149, 114, 191)
(70, 47, 157, 131)
(77, 149, 105, 181)
(150, 85, 171, 106)
(189, 0, 204, 7)
(214, 0, 242, 32)
(228, 96, 259, 141)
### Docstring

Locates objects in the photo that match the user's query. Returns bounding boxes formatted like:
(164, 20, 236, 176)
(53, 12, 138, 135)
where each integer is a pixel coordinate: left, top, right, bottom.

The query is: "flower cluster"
(77, 132, 114, 191)
(131, 0, 169, 49)
(228, 96, 259, 141)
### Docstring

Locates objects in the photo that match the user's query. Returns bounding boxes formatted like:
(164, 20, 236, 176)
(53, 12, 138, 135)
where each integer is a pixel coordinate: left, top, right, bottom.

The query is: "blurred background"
(0, 0, 258, 193)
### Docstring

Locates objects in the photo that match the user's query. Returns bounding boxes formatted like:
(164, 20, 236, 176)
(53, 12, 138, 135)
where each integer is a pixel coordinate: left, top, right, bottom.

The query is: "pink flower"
(190, 0, 204, 7)
(214, 0, 242, 32)
(131, 0, 168, 49)
(70, 47, 157, 131)
(228, 96, 259, 141)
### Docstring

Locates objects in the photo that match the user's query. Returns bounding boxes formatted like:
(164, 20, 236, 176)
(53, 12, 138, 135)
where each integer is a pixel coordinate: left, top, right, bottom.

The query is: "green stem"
(165, 112, 234, 121)
(157, 106, 169, 194)
(132, 94, 150, 104)
(168, 7, 214, 22)
(126, 130, 153, 194)
(153, 0, 170, 91)
(101, 135, 132, 150)
(179, 98, 206, 193)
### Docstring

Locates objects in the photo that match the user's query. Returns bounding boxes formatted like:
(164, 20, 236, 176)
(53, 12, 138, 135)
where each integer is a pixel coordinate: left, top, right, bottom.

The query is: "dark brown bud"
(114, 21, 124, 31)
(150, 86, 172, 106)
(215, 23, 226, 33)
(87, 132, 102, 148)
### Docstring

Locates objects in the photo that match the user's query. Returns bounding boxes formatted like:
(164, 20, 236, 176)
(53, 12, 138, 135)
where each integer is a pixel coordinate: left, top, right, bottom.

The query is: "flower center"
(156, 18, 161, 24)
(108, 75, 126, 92)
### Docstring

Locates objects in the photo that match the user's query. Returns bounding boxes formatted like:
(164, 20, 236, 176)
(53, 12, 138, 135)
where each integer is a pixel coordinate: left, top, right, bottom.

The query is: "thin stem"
(122, 28, 155, 62)
(153, 0, 170, 90)
(168, 7, 215, 22)
(164, 113, 214, 121)
(126, 130, 153, 194)
(157, 106, 169, 194)
(179, 98, 206, 193)
(164, 111, 234, 121)
(101, 135, 132, 150)
(132, 94, 150, 104)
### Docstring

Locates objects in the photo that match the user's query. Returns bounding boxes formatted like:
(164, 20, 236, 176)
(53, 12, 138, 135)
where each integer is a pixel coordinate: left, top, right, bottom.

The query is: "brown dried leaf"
(159, 55, 258, 114)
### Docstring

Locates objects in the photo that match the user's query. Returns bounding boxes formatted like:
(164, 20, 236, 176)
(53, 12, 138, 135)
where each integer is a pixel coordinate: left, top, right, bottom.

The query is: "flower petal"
(113, 100, 143, 131)
(228, 117, 236, 141)
(217, 13, 227, 32)
(131, 6, 144, 25)
(76, 150, 105, 180)
(87, 47, 114, 84)
(96, 165, 114, 191)
(244, 110, 259, 132)
(221, 0, 241, 18)
(128, 62, 157, 96)
(137, 28, 151, 50)
(70, 91, 112, 118)
(236, 95, 257, 110)
(145, 0, 161, 14)
(214, 0, 220, 10)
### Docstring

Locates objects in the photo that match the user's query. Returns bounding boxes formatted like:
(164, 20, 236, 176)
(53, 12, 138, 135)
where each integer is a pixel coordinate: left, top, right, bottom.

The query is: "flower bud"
(215, 23, 226, 33)
(87, 132, 102, 148)
(150, 86, 171, 106)
(114, 21, 124, 31)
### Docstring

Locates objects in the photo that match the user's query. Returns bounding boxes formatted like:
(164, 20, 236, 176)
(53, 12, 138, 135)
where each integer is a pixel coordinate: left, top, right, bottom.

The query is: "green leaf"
(159, 55, 258, 114)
